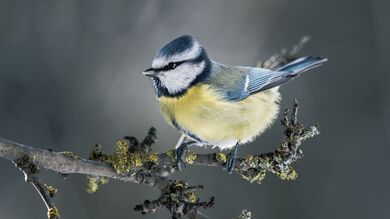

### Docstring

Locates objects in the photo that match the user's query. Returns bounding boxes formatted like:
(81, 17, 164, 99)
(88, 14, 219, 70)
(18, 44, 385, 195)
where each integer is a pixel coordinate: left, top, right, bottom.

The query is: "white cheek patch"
(158, 61, 205, 94)
(152, 41, 201, 69)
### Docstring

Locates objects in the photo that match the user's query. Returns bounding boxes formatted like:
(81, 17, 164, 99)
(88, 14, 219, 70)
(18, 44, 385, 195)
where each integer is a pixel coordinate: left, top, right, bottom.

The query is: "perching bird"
(143, 35, 327, 173)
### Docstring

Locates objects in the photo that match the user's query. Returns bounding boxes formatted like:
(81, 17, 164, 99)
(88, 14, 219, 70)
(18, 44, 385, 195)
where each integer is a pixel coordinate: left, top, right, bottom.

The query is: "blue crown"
(155, 35, 196, 59)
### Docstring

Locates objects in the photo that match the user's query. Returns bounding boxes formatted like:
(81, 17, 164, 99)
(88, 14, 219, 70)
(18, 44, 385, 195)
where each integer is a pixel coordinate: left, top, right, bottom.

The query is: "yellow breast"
(157, 84, 280, 149)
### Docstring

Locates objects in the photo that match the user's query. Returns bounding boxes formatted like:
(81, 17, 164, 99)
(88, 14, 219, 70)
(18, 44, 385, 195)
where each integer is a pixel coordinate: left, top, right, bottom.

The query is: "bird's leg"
(174, 134, 187, 149)
(174, 134, 187, 171)
(224, 143, 239, 174)
(175, 142, 187, 171)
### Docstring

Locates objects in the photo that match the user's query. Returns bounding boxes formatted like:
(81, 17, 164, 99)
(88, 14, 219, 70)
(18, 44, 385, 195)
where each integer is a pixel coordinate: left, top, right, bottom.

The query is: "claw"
(175, 143, 188, 171)
(176, 140, 199, 171)
(224, 144, 239, 174)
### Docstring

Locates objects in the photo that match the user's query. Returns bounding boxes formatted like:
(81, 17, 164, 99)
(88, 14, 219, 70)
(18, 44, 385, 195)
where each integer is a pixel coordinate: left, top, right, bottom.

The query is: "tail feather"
(277, 56, 328, 75)
(247, 56, 327, 94)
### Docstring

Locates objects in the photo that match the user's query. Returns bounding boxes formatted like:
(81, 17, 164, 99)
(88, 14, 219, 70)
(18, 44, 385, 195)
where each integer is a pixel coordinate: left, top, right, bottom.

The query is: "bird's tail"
(250, 56, 327, 92)
(277, 56, 328, 76)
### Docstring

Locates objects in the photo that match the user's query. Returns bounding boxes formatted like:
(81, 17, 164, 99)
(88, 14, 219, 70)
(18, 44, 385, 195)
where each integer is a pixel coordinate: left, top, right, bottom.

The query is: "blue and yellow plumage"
(143, 35, 326, 172)
(158, 76, 280, 149)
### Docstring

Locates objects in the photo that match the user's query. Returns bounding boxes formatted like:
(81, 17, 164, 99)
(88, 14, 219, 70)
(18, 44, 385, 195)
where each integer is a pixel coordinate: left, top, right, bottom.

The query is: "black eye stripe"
(152, 52, 204, 72)
(155, 61, 185, 72)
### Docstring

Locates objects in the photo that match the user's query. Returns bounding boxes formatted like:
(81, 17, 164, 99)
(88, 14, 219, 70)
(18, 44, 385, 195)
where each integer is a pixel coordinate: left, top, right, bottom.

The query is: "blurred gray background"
(0, 0, 389, 218)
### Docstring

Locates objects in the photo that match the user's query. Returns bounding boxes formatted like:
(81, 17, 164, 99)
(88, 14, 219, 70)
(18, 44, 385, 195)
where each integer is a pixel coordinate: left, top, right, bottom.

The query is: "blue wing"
(248, 56, 327, 95)
(206, 57, 327, 101)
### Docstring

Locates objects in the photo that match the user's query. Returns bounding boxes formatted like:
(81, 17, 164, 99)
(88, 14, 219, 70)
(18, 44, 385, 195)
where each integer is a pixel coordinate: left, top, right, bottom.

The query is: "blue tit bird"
(143, 35, 327, 173)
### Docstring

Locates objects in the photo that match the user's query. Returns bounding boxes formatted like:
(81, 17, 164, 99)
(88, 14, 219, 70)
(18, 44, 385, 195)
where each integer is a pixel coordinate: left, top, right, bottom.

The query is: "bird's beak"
(142, 68, 157, 77)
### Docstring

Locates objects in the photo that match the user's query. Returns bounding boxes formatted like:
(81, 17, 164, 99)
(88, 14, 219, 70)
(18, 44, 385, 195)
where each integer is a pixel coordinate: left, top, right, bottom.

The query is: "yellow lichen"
(47, 207, 60, 219)
(86, 176, 108, 194)
(129, 153, 143, 167)
(215, 152, 227, 163)
(145, 153, 159, 163)
(240, 169, 267, 184)
(112, 138, 160, 174)
(85, 176, 109, 193)
(44, 184, 57, 197)
(166, 149, 176, 162)
(112, 139, 132, 174)
(174, 180, 185, 189)
(245, 155, 253, 162)
(277, 167, 298, 180)
(115, 139, 129, 153)
(59, 151, 80, 160)
(112, 153, 131, 174)
(99, 177, 109, 185)
(273, 151, 283, 163)
(86, 176, 99, 193)
(184, 151, 197, 164)
(244, 155, 274, 170)
(184, 192, 197, 203)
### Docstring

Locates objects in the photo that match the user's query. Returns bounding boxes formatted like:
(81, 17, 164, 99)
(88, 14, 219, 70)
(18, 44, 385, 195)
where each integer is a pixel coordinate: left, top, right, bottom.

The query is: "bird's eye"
(168, 62, 177, 70)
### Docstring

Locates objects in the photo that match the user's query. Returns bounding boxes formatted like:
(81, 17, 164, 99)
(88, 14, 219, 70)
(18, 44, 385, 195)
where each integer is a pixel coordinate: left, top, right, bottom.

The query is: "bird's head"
(143, 35, 211, 97)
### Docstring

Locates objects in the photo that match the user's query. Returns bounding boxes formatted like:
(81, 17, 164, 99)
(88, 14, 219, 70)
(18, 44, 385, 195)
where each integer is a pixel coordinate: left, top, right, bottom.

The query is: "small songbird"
(143, 35, 326, 173)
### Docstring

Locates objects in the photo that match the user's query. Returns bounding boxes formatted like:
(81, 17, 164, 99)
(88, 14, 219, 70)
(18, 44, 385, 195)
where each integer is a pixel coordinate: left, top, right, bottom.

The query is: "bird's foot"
(175, 141, 198, 171)
(175, 143, 187, 171)
(224, 144, 239, 174)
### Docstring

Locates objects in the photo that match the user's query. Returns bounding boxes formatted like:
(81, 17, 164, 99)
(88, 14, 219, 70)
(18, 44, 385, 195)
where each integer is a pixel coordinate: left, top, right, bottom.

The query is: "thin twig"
(13, 155, 60, 219)
(259, 35, 311, 70)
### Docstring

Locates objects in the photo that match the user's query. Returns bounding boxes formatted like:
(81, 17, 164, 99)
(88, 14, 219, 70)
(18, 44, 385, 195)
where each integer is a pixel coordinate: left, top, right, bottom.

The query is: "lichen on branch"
(237, 99, 319, 183)
(0, 99, 318, 219)
(134, 180, 215, 219)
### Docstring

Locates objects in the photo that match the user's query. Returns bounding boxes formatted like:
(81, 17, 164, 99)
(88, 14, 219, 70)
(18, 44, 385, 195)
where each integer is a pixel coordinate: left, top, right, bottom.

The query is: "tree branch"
(0, 100, 318, 218)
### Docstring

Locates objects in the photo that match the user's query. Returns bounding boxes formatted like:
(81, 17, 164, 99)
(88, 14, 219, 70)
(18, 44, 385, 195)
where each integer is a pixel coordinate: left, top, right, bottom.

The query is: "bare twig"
(13, 155, 60, 219)
(238, 209, 252, 219)
(258, 35, 311, 70)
